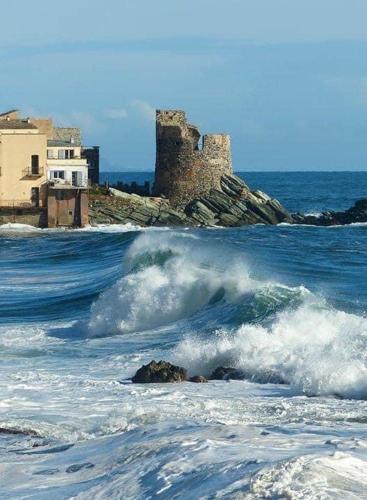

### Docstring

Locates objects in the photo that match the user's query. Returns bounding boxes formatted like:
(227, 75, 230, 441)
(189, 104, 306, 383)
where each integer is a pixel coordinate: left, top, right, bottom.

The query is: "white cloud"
(104, 108, 128, 119)
(130, 99, 155, 121)
(54, 111, 100, 134)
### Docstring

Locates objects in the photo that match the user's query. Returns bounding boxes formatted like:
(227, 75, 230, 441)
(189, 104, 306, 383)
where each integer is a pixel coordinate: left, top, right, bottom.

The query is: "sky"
(2, 0, 367, 171)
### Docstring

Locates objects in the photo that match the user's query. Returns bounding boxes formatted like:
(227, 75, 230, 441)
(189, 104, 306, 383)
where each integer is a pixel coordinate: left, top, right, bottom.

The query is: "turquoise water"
(1, 172, 367, 498)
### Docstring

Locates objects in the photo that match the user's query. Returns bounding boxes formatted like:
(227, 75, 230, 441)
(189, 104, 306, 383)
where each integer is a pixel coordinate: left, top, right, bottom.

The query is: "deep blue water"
(1, 171, 367, 498)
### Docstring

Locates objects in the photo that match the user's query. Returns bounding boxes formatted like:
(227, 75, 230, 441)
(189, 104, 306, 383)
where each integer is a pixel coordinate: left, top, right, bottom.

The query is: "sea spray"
(173, 303, 367, 399)
(87, 232, 257, 337)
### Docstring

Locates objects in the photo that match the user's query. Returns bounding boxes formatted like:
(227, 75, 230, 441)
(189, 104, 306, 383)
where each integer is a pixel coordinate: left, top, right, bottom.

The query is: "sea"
(0, 171, 367, 499)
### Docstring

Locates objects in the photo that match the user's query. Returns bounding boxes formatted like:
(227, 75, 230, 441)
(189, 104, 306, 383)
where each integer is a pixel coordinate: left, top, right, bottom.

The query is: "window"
(47, 149, 54, 159)
(57, 149, 75, 159)
(52, 171, 65, 179)
(31, 155, 39, 175)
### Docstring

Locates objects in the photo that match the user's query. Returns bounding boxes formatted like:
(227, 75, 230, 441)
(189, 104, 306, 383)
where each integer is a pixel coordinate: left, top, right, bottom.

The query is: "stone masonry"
(153, 110, 233, 208)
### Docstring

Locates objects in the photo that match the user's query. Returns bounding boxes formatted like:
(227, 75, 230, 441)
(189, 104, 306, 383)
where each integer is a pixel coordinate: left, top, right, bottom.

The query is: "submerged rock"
(189, 375, 208, 383)
(132, 360, 187, 383)
(209, 367, 244, 381)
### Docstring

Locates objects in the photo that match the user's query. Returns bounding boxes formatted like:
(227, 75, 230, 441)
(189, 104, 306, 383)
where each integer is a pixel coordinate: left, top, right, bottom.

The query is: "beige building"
(0, 111, 48, 207)
(0, 110, 90, 227)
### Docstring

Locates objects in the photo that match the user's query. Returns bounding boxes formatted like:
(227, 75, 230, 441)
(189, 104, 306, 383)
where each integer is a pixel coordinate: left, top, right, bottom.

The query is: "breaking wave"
(87, 231, 367, 399)
(87, 232, 258, 337)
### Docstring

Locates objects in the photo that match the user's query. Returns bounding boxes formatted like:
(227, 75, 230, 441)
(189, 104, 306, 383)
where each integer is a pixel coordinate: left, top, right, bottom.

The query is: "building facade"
(0, 110, 93, 227)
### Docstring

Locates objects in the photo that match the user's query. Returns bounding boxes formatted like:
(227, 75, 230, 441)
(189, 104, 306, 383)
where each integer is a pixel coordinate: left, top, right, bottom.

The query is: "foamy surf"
(1, 196, 367, 498)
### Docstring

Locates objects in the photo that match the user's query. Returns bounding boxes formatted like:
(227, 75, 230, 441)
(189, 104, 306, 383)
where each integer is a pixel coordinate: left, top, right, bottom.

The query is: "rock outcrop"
(293, 199, 367, 226)
(89, 189, 192, 227)
(131, 360, 187, 383)
(89, 175, 293, 227)
(186, 174, 293, 226)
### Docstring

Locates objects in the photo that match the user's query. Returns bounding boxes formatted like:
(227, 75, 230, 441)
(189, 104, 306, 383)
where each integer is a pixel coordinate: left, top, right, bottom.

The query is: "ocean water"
(0, 171, 367, 499)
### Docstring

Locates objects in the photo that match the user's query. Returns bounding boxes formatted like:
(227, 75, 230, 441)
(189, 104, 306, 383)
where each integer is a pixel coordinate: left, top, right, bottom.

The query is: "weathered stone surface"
(131, 360, 187, 383)
(154, 110, 233, 208)
(293, 199, 367, 226)
(89, 191, 193, 227)
(185, 174, 293, 227)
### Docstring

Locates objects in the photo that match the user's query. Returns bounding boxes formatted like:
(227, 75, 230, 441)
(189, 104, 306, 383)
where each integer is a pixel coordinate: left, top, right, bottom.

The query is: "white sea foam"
(0, 223, 42, 232)
(249, 452, 367, 499)
(174, 303, 367, 399)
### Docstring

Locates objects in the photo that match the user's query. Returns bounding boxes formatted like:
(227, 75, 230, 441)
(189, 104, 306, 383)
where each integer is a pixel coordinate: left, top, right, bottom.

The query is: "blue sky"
(2, 0, 367, 171)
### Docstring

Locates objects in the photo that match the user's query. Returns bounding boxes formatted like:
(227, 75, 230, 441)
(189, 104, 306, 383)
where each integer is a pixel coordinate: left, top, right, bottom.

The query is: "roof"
(53, 127, 82, 146)
(0, 120, 37, 130)
(0, 109, 19, 118)
(47, 139, 76, 147)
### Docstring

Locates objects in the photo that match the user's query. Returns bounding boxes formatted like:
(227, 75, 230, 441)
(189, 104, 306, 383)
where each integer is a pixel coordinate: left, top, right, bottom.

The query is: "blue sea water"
(1, 172, 367, 498)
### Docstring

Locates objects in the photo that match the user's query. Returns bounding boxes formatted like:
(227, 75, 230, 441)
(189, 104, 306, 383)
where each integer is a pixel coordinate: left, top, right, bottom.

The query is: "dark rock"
(209, 366, 243, 380)
(293, 198, 367, 226)
(132, 360, 187, 383)
(189, 375, 208, 383)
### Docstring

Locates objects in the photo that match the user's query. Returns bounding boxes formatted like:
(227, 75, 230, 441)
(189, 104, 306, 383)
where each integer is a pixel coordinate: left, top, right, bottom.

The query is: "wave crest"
(87, 232, 256, 337)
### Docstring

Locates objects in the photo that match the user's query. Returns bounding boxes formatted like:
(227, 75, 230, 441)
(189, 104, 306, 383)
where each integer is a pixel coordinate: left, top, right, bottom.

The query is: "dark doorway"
(31, 187, 39, 207)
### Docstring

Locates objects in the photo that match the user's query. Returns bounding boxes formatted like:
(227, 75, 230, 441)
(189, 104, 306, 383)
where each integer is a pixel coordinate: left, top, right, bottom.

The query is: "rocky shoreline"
(89, 173, 367, 228)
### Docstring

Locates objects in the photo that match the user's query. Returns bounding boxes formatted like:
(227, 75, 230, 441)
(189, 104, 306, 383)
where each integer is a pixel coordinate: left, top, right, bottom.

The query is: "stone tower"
(153, 110, 233, 208)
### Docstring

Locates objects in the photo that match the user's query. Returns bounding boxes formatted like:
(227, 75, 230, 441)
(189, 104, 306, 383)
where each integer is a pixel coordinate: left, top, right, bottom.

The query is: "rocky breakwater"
(293, 199, 367, 226)
(89, 175, 293, 227)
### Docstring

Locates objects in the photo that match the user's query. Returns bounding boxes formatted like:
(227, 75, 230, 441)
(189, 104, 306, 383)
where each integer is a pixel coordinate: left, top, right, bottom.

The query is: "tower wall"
(154, 110, 233, 208)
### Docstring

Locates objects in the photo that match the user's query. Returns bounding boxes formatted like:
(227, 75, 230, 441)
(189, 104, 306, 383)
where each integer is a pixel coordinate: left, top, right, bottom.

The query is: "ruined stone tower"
(153, 110, 233, 207)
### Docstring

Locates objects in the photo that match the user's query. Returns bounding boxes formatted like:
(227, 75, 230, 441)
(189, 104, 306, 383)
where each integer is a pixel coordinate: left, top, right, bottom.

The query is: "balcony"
(48, 179, 88, 190)
(22, 166, 44, 178)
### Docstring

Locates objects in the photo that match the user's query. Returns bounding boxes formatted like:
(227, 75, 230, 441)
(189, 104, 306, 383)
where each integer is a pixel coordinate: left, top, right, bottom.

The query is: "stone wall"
(0, 207, 47, 227)
(153, 110, 233, 208)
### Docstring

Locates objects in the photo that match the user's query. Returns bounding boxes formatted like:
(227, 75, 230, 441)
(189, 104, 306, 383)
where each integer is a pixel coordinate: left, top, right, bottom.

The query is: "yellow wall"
(0, 133, 47, 207)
